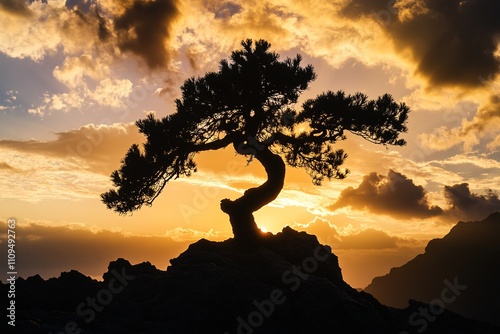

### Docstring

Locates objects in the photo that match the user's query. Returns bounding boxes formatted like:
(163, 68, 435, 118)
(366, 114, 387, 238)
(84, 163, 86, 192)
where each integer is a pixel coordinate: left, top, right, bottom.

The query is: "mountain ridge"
(2, 225, 499, 333)
(365, 211, 500, 327)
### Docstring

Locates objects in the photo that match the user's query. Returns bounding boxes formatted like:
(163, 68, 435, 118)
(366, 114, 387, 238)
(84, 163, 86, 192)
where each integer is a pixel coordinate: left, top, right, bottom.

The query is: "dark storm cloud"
(444, 183, 500, 221)
(330, 170, 500, 222)
(342, 0, 500, 87)
(96, 7, 111, 42)
(114, 0, 180, 69)
(0, 0, 32, 17)
(329, 170, 443, 219)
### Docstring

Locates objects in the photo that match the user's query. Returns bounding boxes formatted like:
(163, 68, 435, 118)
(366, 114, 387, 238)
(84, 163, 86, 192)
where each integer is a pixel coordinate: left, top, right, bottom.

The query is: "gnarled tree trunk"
(220, 146, 285, 243)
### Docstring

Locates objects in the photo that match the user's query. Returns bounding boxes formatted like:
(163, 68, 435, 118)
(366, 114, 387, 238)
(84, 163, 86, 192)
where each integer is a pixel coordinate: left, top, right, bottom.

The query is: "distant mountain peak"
(365, 212, 500, 327)
(484, 211, 500, 223)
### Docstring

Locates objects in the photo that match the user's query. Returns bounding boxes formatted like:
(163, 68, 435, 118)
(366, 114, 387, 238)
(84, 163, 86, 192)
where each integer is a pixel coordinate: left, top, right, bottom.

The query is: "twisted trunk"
(220, 147, 285, 243)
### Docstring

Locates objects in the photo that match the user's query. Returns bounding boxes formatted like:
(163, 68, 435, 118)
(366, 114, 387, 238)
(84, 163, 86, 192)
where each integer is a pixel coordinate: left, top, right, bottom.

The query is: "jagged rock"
(2, 226, 499, 333)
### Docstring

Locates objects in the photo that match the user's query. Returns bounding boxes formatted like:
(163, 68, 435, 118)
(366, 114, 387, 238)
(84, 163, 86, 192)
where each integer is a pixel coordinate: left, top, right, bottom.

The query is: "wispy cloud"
(0, 123, 142, 171)
(420, 96, 500, 151)
(0, 123, 144, 201)
(292, 216, 410, 250)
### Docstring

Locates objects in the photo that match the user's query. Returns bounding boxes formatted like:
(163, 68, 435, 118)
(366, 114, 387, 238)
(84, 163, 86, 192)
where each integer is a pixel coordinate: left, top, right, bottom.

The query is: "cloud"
(204, 1, 242, 20)
(91, 78, 134, 107)
(174, 0, 400, 75)
(488, 134, 500, 150)
(0, 1, 103, 61)
(0, 1, 179, 116)
(0, 123, 145, 201)
(327, 167, 500, 223)
(171, 0, 296, 72)
(3, 0, 495, 120)
(339, 228, 399, 250)
(341, 0, 500, 88)
(428, 152, 500, 184)
(329, 170, 443, 219)
(113, 0, 180, 69)
(39, 52, 135, 114)
(0, 155, 108, 202)
(0, 161, 15, 171)
(293, 217, 400, 250)
(293, 217, 342, 246)
(0, 2, 126, 115)
(164, 227, 225, 242)
(444, 183, 500, 221)
(420, 96, 500, 151)
(0, 0, 32, 17)
(0, 220, 189, 280)
(1, 0, 180, 69)
(0, 123, 142, 173)
(53, 54, 105, 89)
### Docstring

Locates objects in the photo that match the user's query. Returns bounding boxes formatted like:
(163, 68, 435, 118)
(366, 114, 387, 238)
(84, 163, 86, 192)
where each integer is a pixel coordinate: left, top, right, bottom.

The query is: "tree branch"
(273, 131, 342, 146)
(189, 134, 234, 152)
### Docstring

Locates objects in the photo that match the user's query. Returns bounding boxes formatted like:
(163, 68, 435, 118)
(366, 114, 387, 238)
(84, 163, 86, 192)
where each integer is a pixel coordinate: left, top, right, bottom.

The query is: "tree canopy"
(102, 39, 409, 242)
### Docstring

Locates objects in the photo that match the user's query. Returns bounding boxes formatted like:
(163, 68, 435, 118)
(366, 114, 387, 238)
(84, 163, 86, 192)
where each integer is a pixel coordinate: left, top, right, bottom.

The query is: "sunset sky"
(1, 0, 500, 288)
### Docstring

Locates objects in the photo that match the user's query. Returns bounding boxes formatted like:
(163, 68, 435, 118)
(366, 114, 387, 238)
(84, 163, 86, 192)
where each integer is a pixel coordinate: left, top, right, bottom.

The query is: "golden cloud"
(420, 95, 500, 151)
(174, 0, 397, 73)
(0, 1, 104, 61)
(0, 123, 144, 201)
(164, 226, 226, 242)
(0, 123, 142, 171)
(292, 216, 407, 250)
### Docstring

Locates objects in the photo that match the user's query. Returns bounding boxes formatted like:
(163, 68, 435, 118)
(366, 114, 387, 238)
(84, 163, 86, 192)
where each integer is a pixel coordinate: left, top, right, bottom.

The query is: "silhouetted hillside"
(2, 227, 499, 333)
(365, 212, 500, 327)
